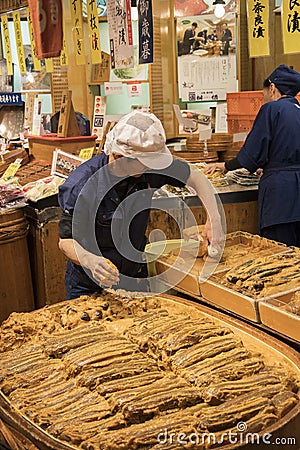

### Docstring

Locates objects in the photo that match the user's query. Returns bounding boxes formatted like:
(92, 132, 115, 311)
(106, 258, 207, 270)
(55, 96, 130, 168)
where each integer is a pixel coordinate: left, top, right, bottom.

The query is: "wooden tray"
(154, 232, 289, 302)
(200, 272, 261, 322)
(259, 290, 300, 343)
(0, 296, 299, 450)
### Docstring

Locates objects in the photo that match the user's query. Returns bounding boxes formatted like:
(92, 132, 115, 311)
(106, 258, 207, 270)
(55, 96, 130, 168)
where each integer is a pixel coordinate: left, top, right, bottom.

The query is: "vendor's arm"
(186, 166, 225, 253)
(59, 238, 119, 287)
(58, 211, 119, 288)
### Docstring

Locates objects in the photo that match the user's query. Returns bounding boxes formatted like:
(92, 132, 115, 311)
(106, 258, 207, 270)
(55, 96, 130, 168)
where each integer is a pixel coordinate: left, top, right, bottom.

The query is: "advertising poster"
(177, 2, 237, 102)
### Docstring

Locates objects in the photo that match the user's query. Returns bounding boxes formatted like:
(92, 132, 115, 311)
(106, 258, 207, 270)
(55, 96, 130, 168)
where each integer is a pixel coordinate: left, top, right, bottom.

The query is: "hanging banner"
(247, 0, 269, 57)
(87, 0, 102, 64)
(106, 0, 134, 69)
(27, 0, 63, 59)
(282, 0, 300, 54)
(13, 11, 26, 74)
(24, 93, 37, 129)
(1, 16, 13, 76)
(45, 58, 54, 73)
(27, 7, 41, 71)
(138, 0, 154, 64)
(70, 0, 86, 65)
(60, 18, 69, 66)
(32, 98, 43, 136)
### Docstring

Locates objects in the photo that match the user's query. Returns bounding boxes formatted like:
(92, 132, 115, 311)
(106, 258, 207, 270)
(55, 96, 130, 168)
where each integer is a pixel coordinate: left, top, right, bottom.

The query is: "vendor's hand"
(256, 168, 263, 176)
(204, 162, 226, 175)
(202, 218, 224, 259)
(183, 224, 204, 241)
(87, 256, 120, 287)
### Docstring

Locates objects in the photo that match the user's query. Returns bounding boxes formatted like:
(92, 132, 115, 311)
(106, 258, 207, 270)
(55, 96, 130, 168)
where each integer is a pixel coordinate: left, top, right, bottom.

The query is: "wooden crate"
(25, 206, 67, 308)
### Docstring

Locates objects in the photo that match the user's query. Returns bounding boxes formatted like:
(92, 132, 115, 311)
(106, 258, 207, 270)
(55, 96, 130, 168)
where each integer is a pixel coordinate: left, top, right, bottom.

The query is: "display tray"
(152, 232, 289, 301)
(259, 290, 300, 343)
(200, 272, 261, 322)
(0, 293, 299, 450)
(201, 250, 300, 323)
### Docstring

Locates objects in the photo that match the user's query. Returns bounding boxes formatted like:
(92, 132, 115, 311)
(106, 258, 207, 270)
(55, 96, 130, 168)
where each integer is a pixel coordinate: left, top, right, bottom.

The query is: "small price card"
(2, 162, 21, 180)
(79, 147, 94, 160)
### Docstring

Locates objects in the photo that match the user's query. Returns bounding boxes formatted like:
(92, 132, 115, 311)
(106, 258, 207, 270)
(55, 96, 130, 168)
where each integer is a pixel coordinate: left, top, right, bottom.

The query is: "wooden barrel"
(0, 209, 34, 322)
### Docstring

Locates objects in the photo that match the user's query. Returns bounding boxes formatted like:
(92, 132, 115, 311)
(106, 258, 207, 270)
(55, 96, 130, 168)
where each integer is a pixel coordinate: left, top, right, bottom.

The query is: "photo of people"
(21, 46, 51, 92)
(177, 16, 236, 58)
(51, 150, 84, 179)
(177, 9, 237, 102)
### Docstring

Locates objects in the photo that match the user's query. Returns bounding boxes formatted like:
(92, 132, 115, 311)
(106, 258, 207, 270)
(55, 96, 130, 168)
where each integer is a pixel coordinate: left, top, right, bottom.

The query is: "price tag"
(2, 162, 21, 180)
(79, 147, 94, 160)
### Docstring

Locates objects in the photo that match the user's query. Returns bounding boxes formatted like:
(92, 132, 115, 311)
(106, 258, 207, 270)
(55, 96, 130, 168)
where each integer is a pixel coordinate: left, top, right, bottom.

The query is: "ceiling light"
(213, 0, 226, 19)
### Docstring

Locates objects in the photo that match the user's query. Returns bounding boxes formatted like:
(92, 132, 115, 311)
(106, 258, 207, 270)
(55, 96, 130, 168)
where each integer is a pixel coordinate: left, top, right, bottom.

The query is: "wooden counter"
(28, 134, 97, 162)
(148, 183, 259, 240)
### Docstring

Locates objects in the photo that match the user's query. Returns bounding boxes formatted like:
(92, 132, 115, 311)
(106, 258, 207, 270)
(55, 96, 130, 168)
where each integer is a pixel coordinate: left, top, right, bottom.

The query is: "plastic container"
(227, 114, 256, 134)
(226, 91, 264, 115)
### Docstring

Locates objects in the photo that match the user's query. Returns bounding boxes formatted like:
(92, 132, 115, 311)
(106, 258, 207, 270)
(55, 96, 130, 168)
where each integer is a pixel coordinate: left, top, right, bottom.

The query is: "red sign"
(28, 0, 63, 59)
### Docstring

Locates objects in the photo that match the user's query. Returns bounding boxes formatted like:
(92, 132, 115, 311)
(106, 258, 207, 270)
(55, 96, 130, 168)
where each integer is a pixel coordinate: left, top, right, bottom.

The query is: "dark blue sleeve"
(58, 154, 105, 213)
(237, 103, 275, 173)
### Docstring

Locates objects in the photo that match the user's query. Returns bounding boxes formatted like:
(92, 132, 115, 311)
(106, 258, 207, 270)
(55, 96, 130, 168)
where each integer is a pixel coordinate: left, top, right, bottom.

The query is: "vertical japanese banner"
(282, 0, 300, 54)
(106, 0, 134, 69)
(70, 0, 86, 65)
(27, 7, 41, 71)
(1, 16, 13, 76)
(138, 0, 154, 64)
(13, 11, 26, 74)
(45, 58, 54, 73)
(87, 0, 102, 64)
(60, 18, 69, 66)
(247, 0, 269, 57)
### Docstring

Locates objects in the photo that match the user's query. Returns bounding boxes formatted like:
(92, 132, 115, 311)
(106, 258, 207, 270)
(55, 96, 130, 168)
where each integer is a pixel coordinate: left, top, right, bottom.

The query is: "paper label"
(2, 162, 21, 179)
(79, 148, 94, 160)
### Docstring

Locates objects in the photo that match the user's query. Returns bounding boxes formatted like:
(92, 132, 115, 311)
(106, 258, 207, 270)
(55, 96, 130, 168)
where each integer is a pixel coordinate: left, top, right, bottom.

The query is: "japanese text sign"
(70, 0, 86, 65)
(13, 11, 26, 74)
(138, 0, 154, 64)
(282, 0, 300, 54)
(27, 7, 41, 71)
(87, 0, 102, 64)
(247, 0, 270, 57)
(106, 0, 134, 69)
(1, 16, 13, 76)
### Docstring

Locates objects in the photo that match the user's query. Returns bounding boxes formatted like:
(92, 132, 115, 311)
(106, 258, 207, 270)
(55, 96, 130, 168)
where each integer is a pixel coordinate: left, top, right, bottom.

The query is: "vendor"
(58, 111, 225, 299)
(206, 64, 300, 247)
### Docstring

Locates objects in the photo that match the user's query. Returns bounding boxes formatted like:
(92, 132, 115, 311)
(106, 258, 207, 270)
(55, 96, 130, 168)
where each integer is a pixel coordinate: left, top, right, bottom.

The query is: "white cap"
(104, 111, 173, 170)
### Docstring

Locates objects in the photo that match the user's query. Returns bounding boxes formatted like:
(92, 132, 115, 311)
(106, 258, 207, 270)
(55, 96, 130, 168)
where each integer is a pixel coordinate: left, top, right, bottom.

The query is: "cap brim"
(135, 147, 174, 170)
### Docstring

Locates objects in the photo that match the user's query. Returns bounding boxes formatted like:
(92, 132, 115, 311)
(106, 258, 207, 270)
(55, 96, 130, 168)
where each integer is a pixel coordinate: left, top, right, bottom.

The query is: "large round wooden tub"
(0, 293, 299, 450)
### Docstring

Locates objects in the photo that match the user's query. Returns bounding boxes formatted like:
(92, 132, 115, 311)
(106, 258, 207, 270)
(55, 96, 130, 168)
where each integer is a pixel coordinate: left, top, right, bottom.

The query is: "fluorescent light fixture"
(213, 0, 226, 18)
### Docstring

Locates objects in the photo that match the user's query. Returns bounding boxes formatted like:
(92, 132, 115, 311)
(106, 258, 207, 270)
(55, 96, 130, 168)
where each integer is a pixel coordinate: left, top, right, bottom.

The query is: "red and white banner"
(27, 0, 63, 59)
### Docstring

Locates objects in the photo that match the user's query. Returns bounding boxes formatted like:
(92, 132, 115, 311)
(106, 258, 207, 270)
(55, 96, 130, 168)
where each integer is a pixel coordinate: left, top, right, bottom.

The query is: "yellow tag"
(2, 163, 21, 180)
(79, 148, 94, 160)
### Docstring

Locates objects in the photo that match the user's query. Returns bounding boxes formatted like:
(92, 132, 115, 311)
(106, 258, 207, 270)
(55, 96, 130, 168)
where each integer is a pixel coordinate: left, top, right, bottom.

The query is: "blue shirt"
(58, 153, 190, 277)
(237, 96, 300, 230)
